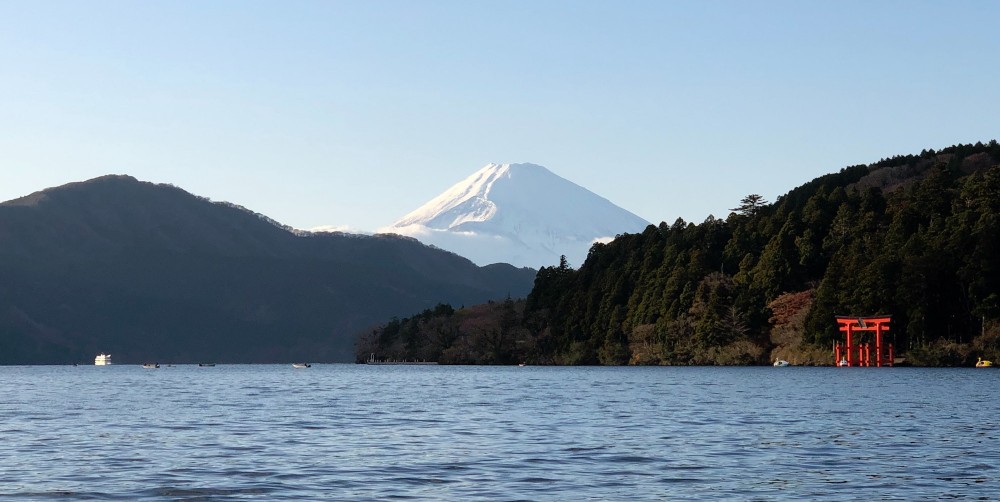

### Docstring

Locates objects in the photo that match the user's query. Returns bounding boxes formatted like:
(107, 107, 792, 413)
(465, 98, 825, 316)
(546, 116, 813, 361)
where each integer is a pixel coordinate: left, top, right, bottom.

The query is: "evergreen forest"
(358, 141, 1000, 366)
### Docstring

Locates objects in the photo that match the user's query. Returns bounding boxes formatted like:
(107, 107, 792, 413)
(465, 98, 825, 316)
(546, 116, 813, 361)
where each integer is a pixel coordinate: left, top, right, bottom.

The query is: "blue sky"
(2, 1, 997, 231)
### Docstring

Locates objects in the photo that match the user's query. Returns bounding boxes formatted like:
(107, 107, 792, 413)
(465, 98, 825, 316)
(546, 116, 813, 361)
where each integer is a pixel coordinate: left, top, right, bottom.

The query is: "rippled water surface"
(1, 365, 998, 500)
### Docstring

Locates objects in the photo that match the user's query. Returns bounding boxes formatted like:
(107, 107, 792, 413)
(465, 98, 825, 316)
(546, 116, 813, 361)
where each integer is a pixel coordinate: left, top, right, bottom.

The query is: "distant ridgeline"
(0, 175, 536, 364)
(359, 141, 1000, 366)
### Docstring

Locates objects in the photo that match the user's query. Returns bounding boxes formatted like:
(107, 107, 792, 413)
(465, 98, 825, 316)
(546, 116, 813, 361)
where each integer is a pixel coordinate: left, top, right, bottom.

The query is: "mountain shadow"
(0, 175, 536, 364)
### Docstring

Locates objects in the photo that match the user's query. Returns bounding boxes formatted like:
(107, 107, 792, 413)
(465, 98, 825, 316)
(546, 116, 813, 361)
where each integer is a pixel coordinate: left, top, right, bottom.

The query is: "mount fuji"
(381, 163, 651, 269)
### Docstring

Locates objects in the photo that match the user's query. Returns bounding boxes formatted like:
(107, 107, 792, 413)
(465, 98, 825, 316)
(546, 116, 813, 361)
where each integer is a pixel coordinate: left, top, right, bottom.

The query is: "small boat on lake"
(976, 357, 993, 368)
(95, 353, 111, 366)
(773, 359, 789, 367)
(198, 363, 216, 367)
(838, 358, 849, 367)
(142, 363, 159, 369)
(292, 363, 311, 368)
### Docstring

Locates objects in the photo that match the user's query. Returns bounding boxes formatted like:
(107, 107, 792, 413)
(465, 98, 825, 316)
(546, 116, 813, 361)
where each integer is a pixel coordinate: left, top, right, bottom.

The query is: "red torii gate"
(834, 316, 893, 367)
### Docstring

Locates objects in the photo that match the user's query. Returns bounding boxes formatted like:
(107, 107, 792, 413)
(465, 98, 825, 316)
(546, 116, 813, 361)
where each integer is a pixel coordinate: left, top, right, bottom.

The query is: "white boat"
(773, 359, 789, 367)
(292, 363, 311, 368)
(94, 353, 111, 366)
(838, 358, 849, 367)
(141, 363, 159, 369)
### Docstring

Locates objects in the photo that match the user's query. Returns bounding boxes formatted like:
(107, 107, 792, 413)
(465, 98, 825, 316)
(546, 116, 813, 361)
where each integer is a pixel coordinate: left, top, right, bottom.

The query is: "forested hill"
(0, 175, 536, 364)
(360, 141, 1000, 366)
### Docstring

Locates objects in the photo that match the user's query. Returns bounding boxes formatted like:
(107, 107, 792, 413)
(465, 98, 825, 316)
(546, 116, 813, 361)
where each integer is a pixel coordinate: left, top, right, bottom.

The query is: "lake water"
(1, 365, 998, 500)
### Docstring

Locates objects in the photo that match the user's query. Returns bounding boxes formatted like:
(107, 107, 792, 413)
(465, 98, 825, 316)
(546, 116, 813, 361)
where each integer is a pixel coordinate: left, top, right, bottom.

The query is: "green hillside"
(361, 141, 1000, 366)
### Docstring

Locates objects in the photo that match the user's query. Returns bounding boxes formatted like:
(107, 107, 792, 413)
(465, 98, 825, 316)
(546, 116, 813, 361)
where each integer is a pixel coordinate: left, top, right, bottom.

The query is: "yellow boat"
(976, 357, 993, 368)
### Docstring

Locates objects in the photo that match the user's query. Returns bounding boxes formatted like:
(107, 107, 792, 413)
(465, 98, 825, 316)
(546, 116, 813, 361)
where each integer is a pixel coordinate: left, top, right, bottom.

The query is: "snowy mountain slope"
(381, 163, 650, 268)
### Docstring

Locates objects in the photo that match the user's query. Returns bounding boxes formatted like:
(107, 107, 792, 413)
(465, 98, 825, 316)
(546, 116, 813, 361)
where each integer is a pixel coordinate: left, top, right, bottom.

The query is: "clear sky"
(2, 1, 997, 232)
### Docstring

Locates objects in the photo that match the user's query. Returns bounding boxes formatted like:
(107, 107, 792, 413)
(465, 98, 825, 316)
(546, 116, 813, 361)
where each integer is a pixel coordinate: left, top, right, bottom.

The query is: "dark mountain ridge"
(0, 175, 536, 364)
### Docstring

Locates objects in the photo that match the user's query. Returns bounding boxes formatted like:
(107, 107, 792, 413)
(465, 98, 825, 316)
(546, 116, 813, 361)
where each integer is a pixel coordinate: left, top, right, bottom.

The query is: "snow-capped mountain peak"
(381, 163, 650, 269)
